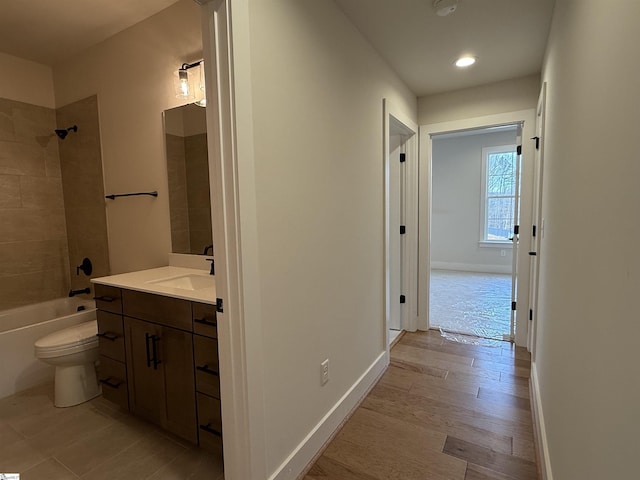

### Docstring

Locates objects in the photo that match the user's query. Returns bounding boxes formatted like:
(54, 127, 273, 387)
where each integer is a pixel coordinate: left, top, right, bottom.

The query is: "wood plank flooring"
(304, 330, 538, 480)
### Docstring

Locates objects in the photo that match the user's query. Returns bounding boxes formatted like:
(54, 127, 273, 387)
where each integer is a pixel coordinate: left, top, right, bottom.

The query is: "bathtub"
(0, 297, 96, 399)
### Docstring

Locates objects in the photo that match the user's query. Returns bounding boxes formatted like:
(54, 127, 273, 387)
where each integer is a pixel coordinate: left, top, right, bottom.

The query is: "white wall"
(431, 130, 516, 273)
(0, 52, 55, 108)
(534, 1, 640, 478)
(52, 0, 202, 273)
(418, 74, 539, 125)
(236, 0, 417, 476)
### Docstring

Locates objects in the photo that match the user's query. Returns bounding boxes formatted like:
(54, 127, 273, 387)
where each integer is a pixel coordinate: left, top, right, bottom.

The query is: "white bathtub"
(0, 297, 96, 399)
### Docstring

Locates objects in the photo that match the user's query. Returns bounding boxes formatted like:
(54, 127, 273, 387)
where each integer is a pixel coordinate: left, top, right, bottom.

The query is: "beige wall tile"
(0, 140, 46, 176)
(0, 174, 20, 208)
(0, 209, 67, 242)
(0, 269, 68, 311)
(20, 176, 65, 209)
(0, 98, 15, 141)
(0, 239, 69, 276)
(56, 96, 109, 289)
(12, 103, 57, 146)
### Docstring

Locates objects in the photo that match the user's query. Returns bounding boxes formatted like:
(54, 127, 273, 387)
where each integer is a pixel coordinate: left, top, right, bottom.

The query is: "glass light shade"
(174, 69, 194, 99)
(194, 62, 206, 107)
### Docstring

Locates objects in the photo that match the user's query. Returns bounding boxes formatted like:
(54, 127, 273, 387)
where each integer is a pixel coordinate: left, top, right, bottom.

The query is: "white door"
(388, 133, 404, 331)
(509, 124, 524, 341)
(527, 83, 547, 355)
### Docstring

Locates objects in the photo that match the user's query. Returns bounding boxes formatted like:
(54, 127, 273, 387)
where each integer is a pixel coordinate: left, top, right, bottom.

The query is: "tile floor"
(0, 384, 224, 480)
(430, 270, 512, 340)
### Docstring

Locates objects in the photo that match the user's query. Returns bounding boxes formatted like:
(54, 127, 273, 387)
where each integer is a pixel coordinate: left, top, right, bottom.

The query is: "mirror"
(163, 104, 213, 255)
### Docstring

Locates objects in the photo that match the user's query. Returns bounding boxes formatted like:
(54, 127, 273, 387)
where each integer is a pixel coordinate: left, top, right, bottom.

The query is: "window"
(480, 145, 518, 243)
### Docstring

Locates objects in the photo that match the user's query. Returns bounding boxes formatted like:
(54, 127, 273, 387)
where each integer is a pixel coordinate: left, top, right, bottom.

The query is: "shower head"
(55, 125, 78, 139)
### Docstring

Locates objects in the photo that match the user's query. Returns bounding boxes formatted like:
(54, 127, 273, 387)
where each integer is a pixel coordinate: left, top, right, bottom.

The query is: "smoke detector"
(433, 0, 458, 17)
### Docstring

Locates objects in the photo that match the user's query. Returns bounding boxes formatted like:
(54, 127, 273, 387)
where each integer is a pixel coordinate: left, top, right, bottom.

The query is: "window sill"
(478, 241, 513, 248)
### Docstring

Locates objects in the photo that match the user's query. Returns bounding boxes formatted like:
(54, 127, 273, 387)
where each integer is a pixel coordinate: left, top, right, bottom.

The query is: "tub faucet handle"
(76, 258, 93, 276)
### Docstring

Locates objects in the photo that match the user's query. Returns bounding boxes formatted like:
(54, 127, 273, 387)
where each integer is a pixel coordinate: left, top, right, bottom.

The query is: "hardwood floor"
(304, 330, 538, 480)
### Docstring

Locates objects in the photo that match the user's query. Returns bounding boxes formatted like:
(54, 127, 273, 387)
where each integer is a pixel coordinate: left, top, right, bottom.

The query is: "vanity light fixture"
(175, 60, 206, 106)
(455, 55, 477, 67)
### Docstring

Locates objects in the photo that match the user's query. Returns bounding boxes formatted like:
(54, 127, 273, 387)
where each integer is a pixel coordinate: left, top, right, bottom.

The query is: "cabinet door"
(160, 325, 197, 443)
(124, 317, 164, 424)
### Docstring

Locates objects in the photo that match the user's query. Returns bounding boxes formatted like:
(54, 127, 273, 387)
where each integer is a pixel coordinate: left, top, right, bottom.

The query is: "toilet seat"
(35, 320, 98, 359)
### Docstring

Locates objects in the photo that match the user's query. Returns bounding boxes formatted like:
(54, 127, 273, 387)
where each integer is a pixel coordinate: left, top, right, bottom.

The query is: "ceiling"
(334, 0, 556, 96)
(0, 0, 555, 96)
(0, 0, 181, 66)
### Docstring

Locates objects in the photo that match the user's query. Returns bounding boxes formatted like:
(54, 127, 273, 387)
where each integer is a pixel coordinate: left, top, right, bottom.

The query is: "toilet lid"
(35, 319, 98, 351)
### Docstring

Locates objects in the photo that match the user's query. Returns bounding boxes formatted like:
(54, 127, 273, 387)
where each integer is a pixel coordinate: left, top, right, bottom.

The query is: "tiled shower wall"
(0, 95, 109, 312)
(0, 98, 70, 311)
(56, 96, 110, 293)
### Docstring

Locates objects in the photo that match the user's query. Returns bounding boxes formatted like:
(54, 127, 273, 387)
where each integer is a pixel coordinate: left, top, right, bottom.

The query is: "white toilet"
(34, 320, 102, 407)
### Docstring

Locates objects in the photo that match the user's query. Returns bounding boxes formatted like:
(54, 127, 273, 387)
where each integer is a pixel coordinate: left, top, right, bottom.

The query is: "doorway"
(428, 125, 521, 340)
(384, 100, 419, 347)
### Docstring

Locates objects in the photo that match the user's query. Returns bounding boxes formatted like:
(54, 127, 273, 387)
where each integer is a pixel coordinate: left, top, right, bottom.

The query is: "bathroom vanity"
(91, 267, 221, 458)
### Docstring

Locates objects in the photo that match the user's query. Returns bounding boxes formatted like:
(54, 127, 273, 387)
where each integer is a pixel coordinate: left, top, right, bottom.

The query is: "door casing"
(418, 109, 537, 345)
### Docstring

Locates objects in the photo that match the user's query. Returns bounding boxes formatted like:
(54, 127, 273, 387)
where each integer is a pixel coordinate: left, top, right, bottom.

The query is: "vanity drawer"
(192, 302, 217, 338)
(122, 289, 192, 331)
(194, 335, 220, 398)
(94, 284, 122, 314)
(96, 310, 125, 362)
(197, 392, 222, 456)
(97, 355, 128, 410)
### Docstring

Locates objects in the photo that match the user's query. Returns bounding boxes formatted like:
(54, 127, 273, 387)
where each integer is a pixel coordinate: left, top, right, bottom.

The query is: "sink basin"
(148, 274, 213, 291)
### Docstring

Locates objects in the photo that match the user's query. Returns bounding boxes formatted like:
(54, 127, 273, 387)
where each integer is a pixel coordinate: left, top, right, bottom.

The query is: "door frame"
(418, 109, 536, 346)
(384, 99, 419, 346)
(201, 1, 267, 479)
(528, 83, 548, 356)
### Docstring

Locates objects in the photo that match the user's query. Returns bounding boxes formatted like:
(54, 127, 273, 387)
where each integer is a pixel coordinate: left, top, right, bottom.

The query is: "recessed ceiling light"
(455, 56, 477, 68)
(433, 0, 458, 17)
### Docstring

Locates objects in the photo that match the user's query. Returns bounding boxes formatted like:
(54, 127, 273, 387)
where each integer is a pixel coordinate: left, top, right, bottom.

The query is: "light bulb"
(455, 56, 476, 68)
(178, 69, 190, 98)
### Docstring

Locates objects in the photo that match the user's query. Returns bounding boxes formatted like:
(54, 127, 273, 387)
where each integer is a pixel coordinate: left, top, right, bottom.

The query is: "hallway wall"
(237, 0, 417, 476)
(535, 0, 640, 478)
(418, 74, 539, 125)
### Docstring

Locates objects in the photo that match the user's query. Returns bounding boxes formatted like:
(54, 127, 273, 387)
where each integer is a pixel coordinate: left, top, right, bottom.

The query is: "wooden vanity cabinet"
(95, 284, 128, 410)
(192, 301, 223, 456)
(95, 286, 221, 453)
(122, 291, 197, 444)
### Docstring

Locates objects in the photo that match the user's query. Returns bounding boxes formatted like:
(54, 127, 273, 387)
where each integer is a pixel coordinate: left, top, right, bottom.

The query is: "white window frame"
(479, 144, 517, 247)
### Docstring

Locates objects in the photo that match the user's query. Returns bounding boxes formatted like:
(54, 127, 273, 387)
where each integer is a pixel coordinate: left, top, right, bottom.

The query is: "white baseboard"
(430, 261, 512, 275)
(530, 362, 553, 480)
(268, 351, 388, 480)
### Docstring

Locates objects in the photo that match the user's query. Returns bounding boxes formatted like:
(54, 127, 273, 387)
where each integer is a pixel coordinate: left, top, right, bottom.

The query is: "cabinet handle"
(194, 317, 217, 327)
(151, 334, 161, 370)
(199, 423, 222, 437)
(145, 332, 152, 368)
(96, 331, 119, 341)
(99, 377, 123, 389)
(196, 364, 219, 376)
(94, 295, 115, 302)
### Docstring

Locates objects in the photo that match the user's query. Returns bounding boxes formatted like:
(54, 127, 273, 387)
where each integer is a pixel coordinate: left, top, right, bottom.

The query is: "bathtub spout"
(68, 288, 91, 297)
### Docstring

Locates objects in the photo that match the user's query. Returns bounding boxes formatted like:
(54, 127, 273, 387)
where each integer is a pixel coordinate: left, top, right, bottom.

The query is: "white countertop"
(91, 266, 216, 304)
